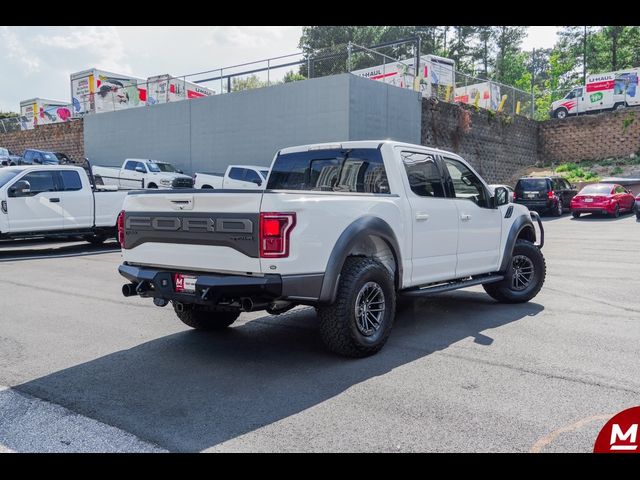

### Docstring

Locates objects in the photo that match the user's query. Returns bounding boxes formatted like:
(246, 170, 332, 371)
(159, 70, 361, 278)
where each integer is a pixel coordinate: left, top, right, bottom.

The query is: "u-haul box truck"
(145, 74, 215, 105)
(550, 68, 640, 119)
(350, 54, 455, 97)
(19, 98, 72, 129)
(71, 68, 147, 115)
(454, 82, 501, 110)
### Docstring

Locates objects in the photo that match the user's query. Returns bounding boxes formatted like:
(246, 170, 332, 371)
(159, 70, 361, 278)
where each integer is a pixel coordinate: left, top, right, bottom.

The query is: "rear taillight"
(512, 191, 516, 201)
(259, 212, 296, 258)
(547, 190, 555, 199)
(117, 210, 126, 248)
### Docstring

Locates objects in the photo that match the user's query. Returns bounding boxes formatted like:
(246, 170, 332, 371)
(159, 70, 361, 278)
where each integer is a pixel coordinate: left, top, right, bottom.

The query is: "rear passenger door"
(57, 170, 93, 229)
(399, 150, 459, 285)
(442, 156, 502, 277)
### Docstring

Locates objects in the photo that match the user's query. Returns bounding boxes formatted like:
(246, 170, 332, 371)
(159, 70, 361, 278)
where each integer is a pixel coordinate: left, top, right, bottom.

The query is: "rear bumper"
(118, 264, 324, 306)
(515, 199, 554, 211)
(571, 206, 614, 214)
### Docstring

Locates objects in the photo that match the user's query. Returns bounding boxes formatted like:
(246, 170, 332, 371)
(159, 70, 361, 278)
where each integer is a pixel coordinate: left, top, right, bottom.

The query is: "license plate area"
(584, 198, 593, 203)
(174, 273, 197, 294)
(525, 191, 537, 198)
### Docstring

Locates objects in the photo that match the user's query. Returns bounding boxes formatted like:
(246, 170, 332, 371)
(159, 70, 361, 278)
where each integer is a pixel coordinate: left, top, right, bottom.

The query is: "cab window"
(443, 157, 490, 208)
(401, 151, 445, 198)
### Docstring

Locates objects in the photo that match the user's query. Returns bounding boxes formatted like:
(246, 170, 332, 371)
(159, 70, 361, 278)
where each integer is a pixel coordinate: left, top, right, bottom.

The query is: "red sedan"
(571, 183, 636, 218)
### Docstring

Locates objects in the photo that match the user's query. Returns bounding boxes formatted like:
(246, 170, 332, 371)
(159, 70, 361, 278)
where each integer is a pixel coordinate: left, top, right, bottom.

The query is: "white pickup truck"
(0, 165, 127, 244)
(194, 165, 270, 189)
(118, 141, 545, 357)
(92, 158, 194, 190)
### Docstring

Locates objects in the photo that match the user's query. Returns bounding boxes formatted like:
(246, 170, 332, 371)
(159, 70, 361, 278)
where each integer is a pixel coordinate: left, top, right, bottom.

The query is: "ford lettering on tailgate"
(124, 212, 259, 257)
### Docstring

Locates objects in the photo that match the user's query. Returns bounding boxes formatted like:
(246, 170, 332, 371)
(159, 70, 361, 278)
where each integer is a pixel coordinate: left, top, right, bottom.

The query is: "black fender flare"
(318, 216, 402, 304)
(498, 214, 536, 273)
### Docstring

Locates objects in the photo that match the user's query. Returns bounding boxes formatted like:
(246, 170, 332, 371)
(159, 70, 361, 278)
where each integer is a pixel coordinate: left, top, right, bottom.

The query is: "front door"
(6, 170, 64, 232)
(121, 160, 146, 189)
(399, 150, 459, 286)
(441, 156, 502, 277)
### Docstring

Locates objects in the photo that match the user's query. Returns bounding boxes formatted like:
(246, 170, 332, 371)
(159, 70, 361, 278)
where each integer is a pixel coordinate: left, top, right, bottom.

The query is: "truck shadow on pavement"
(0, 239, 119, 262)
(13, 291, 542, 452)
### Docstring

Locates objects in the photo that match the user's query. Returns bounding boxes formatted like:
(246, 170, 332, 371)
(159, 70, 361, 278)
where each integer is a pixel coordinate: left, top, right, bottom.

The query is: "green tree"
(231, 74, 269, 92)
(283, 70, 306, 83)
(494, 26, 528, 84)
(473, 26, 496, 78)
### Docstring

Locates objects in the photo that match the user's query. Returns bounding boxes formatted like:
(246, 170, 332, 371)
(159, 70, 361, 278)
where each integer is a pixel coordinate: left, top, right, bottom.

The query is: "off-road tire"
(173, 303, 239, 330)
(483, 240, 546, 303)
(317, 257, 396, 358)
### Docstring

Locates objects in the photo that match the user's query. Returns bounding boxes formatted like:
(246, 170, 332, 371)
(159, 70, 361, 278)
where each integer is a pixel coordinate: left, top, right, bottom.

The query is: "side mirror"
(494, 186, 509, 207)
(135, 166, 145, 173)
(9, 180, 31, 197)
(177, 169, 184, 174)
(252, 178, 262, 186)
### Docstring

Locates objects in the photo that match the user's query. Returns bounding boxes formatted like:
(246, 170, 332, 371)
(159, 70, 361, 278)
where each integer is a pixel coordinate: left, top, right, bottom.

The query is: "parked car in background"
(0, 147, 22, 167)
(0, 165, 127, 244)
(489, 184, 514, 203)
(514, 176, 577, 216)
(92, 158, 193, 189)
(635, 193, 640, 219)
(53, 152, 72, 164)
(22, 149, 60, 165)
(570, 183, 636, 218)
(194, 165, 270, 189)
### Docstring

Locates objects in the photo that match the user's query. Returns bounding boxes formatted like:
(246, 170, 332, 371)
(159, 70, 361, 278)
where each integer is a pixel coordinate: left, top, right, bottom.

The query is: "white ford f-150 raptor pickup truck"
(194, 165, 270, 190)
(0, 165, 128, 244)
(93, 158, 193, 190)
(118, 141, 545, 357)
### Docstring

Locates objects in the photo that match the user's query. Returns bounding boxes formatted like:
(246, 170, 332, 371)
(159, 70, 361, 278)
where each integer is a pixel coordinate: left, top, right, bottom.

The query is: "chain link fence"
(2, 38, 538, 133)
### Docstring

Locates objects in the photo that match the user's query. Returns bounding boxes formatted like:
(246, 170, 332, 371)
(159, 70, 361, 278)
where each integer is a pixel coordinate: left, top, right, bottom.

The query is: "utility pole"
(583, 26, 587, 85)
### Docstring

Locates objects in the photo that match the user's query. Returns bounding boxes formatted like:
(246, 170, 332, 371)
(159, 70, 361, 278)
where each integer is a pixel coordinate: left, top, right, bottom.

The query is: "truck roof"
(278, 140, 464, 160)
(125, 158, 171, 164)
(3, 165, 84, 173)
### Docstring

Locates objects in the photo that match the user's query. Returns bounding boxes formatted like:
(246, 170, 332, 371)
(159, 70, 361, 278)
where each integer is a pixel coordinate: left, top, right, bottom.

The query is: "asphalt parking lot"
(0, 213, 638, 452)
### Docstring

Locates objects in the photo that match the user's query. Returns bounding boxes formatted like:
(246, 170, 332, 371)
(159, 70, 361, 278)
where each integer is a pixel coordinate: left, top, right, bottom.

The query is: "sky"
(0, 26, 559, 113)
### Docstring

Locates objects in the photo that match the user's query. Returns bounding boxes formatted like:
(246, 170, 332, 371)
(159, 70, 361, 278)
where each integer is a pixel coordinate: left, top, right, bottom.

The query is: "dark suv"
(22, 149, 60, 165)
(514, 176, 578, 216)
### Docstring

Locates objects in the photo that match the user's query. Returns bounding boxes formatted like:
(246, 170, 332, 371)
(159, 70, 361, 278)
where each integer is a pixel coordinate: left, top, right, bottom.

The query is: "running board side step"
(400, 274, 504, 297)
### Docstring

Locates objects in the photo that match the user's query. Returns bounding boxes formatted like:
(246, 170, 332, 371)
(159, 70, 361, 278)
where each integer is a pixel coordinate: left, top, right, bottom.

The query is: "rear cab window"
(516, 178, 549, 191)
(267, 148, 390, 194)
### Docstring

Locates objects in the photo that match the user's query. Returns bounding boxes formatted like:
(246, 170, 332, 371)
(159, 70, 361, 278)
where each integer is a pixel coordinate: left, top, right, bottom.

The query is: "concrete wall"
(0, 120, 84, 162)
(540, 109, 640, 164)
(84, 74, 421, 174)
(421, 99, 540, 184)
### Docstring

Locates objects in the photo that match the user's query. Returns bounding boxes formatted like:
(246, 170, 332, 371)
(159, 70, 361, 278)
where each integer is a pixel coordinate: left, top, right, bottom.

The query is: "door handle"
(49, 198, 60, 203)
(460, 214, 471, 221)
(415, 213, 430, 221)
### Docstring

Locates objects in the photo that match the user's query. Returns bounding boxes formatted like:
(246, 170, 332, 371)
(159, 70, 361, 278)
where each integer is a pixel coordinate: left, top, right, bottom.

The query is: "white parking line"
(0, 386, 166, 453)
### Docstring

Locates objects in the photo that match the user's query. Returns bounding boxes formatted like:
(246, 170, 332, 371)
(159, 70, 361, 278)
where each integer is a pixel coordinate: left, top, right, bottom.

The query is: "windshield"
(580, 184, 613, 195)
(516, 178, 548, 190)
(41, 152, 59, 164)
(148, 162, 176, 173)
(260, 170, 269, 179)
(0, 169, 20, 188)
(0, 148, 8, 156)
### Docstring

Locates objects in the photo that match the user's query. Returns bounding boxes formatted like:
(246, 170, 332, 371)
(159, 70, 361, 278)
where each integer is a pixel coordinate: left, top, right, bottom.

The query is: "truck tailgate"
(122, 191, 263, 274)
